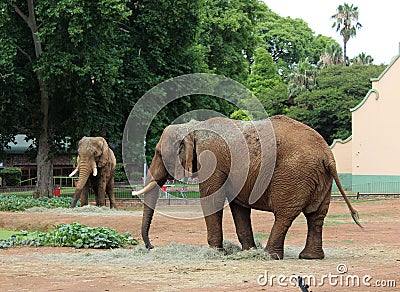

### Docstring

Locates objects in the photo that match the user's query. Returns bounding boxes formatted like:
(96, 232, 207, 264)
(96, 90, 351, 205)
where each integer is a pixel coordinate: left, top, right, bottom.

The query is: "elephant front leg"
(79, 185, 90, 207)
(200, 181, 226, 250)
(96, 177, 107, 207)
(204, 211, 224, 250)
(229, 201, 256, 250)
(71, 188, 82, 208)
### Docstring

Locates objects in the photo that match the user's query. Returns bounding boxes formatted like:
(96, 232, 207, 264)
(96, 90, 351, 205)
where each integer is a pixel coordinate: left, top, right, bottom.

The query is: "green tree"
(0, 0, 130, 196)
(287, 57, 318, 99)
(258, 8, 314, 76)
(287, 64, 386, 143)
(198, 0, 263, 82)
(318, 43, 343, 68)
(232, 47, 287, 118)
(307, 34, 339, 65)
(351, 52, 374, 65)
(331, 3, 362, 65)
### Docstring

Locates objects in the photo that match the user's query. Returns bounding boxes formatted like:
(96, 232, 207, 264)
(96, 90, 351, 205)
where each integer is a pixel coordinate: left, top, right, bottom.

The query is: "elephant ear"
(180, 132, 196, 177)
(95, 137, 110, 168)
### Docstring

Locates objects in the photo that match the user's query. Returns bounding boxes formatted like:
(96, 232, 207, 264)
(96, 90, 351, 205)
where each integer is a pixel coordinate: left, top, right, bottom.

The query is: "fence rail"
(2, 181, 400, 199)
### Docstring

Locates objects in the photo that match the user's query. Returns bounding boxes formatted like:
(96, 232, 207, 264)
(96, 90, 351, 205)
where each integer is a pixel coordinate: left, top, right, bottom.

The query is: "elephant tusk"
(69, 168, 78, 177)
(132, 180, 158, 197)
(93, 167, 98, 177)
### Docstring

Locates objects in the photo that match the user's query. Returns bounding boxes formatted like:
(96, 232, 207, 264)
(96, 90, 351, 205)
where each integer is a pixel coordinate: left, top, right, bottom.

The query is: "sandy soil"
(0, 198, 399, 291)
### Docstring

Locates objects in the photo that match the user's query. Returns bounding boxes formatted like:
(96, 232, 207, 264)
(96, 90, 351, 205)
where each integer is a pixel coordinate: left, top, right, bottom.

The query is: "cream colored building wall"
(351, 56, 400, 175)
(331, 137, 352, 174)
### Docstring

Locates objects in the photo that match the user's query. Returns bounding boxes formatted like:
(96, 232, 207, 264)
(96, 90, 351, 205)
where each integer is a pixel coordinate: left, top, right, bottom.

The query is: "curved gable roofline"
(350, 54, 399, 113)
(350, 89, 379, 112)
(330, 135, 352, 149)
(371, 54, 400, 82)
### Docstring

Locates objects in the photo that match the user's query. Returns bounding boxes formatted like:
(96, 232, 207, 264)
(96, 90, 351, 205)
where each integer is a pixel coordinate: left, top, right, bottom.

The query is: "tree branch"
(12, 42, 32, 62)
(9, 3, 30, 26)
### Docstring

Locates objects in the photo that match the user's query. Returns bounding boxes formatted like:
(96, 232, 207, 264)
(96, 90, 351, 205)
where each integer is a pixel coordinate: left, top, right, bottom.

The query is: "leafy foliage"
(0, 167, 22, 186)
(0, 222, 138, 249)
(114, 163, 128, 182)
(0, 0, 386, 180)
(0, 195, 71, 212)
(287, 64, 386, 143)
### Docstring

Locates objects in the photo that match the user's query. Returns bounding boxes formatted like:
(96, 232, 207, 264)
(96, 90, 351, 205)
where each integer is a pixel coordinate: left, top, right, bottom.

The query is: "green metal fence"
(3, 181, 400, 198)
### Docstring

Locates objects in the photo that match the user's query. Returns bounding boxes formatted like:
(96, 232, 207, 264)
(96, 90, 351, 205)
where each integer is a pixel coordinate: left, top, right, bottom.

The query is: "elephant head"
(133, 122, 201, 248)
(70, 136, 114, 207)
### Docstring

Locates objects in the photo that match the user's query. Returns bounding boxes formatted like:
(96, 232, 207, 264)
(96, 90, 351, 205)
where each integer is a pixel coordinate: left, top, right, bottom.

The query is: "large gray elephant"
(133, 116, 362, 259)
(69, 136, 117, 208)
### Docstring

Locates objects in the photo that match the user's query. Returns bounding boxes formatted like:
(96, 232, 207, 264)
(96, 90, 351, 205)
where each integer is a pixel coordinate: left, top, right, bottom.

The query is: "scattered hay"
(24, 205, 132, 215)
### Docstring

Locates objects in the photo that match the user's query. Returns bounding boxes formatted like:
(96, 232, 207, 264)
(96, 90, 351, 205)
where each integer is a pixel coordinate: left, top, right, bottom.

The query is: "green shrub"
(0, 167, 22, 186)
(114, 163, 128, 182)
(0, 222, 138, 249)
(0, 195, 71, 212)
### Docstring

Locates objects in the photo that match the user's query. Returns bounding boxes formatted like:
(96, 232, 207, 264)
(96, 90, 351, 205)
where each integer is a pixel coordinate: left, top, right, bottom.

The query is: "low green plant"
(0, 195, 71, 211)
(0, 222, 138, 249)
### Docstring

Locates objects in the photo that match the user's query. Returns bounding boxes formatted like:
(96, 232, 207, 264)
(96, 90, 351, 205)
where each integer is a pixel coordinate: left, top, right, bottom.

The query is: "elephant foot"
(241, 242, 256, 251)
(265, 246, 284, 260)
(145, 242, 154, 249)
(299, 248, 325, 260)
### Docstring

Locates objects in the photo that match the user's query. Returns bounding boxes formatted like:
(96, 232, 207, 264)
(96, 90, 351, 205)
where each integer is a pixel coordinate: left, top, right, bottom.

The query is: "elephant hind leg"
(229, 201, 256, 250)
(300, 193, 330, 259)
(265, 211, 300, 260)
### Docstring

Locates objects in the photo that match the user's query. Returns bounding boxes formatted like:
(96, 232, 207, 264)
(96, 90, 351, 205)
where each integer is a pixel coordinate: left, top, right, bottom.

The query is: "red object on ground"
(161, 186, 167, 192)
(54, 187, 60, 197)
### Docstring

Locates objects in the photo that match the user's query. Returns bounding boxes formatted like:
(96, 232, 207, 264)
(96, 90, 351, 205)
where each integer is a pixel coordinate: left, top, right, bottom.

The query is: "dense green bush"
(0, 195, 71, 212)
(114, 163, 128, 182)
(0, 168, 22, 186)
(114, 163, 142, 183)
(0, 222, 138, 249)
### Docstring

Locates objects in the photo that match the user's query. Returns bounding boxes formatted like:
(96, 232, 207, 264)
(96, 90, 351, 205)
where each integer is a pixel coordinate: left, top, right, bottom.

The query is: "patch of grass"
(326, 214, 350, 219)
(323, 220, 345, 227)
(0, 228, 17, 240)
(343, 239, 354, 244)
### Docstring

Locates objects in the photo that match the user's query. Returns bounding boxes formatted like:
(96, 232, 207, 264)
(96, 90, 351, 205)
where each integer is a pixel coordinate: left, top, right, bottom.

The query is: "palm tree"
(319, 43, 343, 68)
(351, 52, 374, 65)
(331, 3, 362, 65)
(288, 58, 318, 100)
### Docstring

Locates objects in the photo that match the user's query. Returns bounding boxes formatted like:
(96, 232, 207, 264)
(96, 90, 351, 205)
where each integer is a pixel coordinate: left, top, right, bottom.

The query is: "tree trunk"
(16, 1, 54, 197)
(34, 68, 53, 197)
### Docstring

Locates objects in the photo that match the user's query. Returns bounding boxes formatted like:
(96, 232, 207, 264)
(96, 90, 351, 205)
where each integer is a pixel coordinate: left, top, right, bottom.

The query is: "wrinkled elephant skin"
(136, 116, 361, 259)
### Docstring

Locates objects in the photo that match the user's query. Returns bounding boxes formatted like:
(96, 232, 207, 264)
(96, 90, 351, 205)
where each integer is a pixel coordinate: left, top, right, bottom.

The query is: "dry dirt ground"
(0, 198, 399, 291)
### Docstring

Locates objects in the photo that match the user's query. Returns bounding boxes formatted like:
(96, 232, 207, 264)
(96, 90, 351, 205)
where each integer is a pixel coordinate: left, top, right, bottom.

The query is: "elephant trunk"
(70, 162, 95, 208)
(140, 181, 160, 249)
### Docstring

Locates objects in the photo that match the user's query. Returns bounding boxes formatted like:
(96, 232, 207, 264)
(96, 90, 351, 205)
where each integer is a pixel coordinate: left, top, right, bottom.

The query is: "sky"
(264, 0, 400, 65)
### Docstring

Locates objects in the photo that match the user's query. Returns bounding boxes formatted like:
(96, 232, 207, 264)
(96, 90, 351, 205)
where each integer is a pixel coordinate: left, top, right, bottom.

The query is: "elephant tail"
(326, 160, 363, 229)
